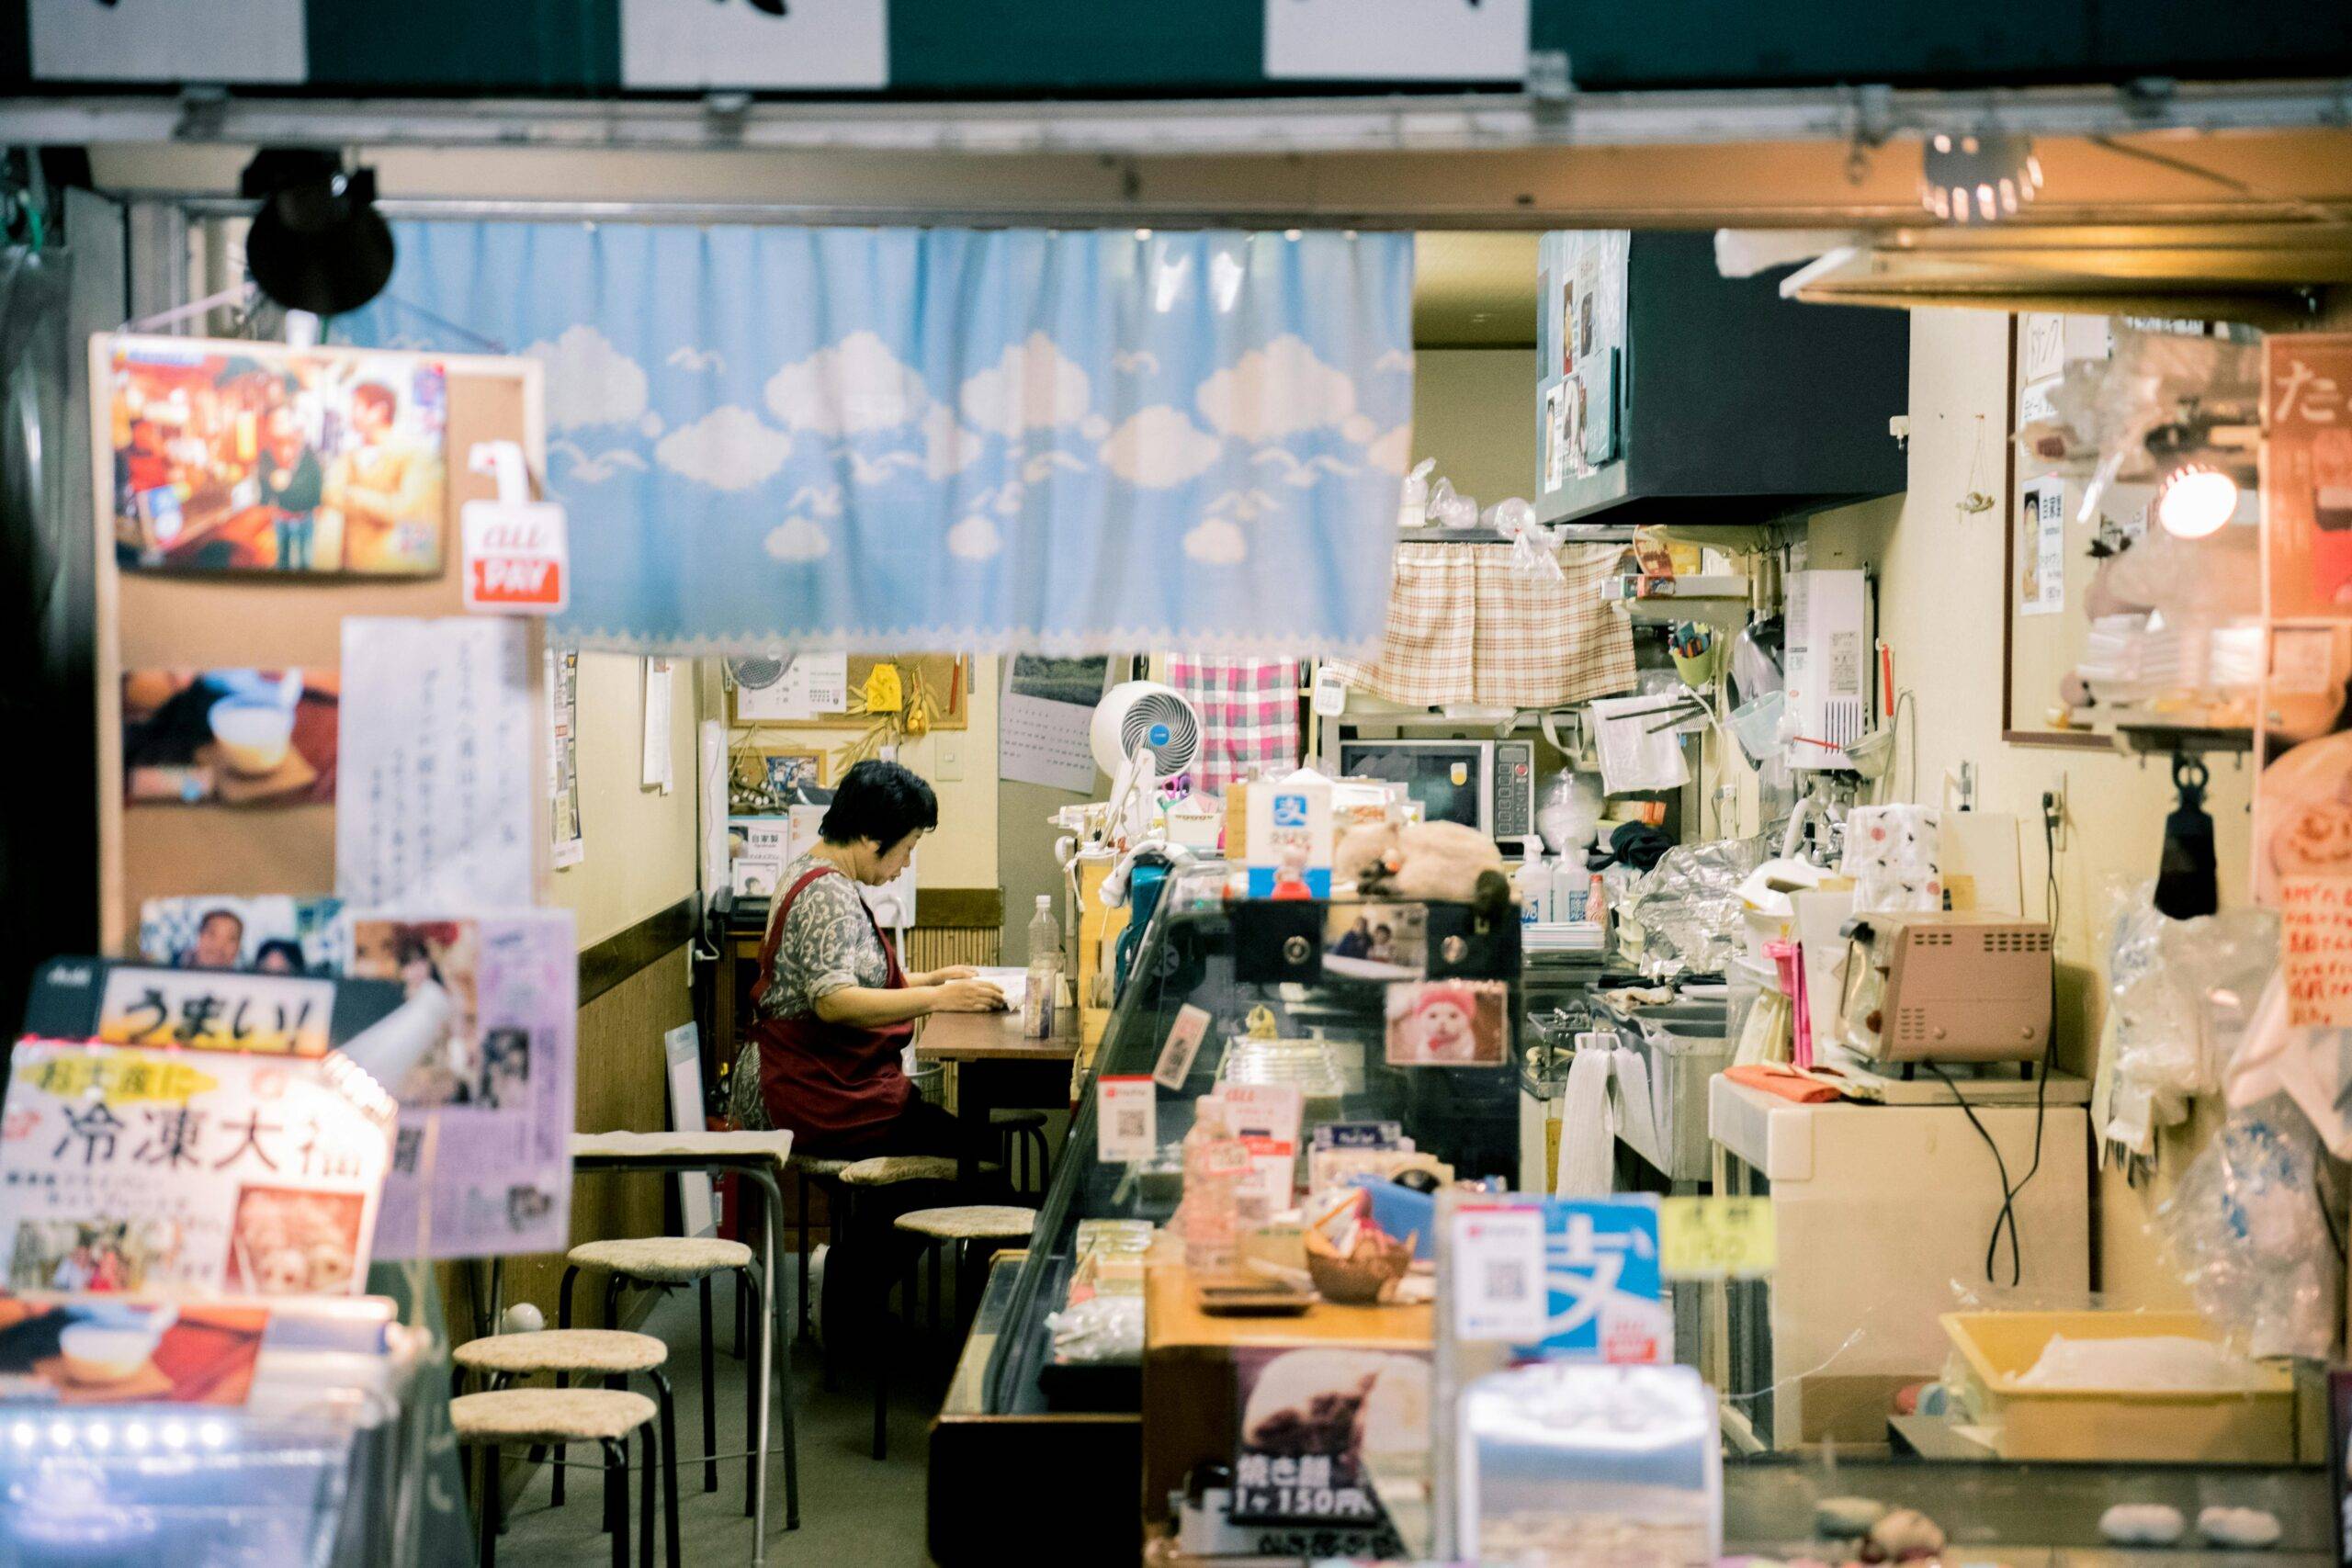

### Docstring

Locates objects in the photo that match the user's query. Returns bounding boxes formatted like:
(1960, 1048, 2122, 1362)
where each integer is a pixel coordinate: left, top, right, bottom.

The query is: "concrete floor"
(486, 1280, 944, 1567)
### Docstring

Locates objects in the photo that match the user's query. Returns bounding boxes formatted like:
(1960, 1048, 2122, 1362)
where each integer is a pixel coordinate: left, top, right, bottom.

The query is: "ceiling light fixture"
(2154, 463, 2243, 539)
(240, 148, 395, 317)
(1919, 129, 2043, 224)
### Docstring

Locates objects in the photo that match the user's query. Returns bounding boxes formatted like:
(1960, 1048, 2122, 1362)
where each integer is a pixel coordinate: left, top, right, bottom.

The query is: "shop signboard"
(0, 1038, 394, 1298)
(1447, 1193, 1668, 1364)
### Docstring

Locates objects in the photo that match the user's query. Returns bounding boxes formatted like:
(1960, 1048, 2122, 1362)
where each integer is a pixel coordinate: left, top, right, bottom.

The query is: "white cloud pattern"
(1100, 407, 1223, 490)
(959, 332, 1092, 438)
(1080, 413, 1111, 441)
(528, 324, 649, 432)
(1183, 517, 1248, 566)
(1022, 450, 1090, 484)
(655, 406, 793, 491)
(1196, 333, 1360, 443)
(764, 330, 929, 436)
(848, 448, 926, 487)
(639, 412, 666, 439)
(1112, 350, 1159, 377)
(668, 346, 728, 373)
(1374, 349, 1416, 373)
(764, 517, 831, 563)
(1205, 488, 1281, 521)
(550, 439, 650, 486)
(1366, 424, 1414, 476)
(786, 483, 845, 519)
(946, 514, 1005, 561)
(1340, 414, 1377, 445)
(921, 404, 989, 481)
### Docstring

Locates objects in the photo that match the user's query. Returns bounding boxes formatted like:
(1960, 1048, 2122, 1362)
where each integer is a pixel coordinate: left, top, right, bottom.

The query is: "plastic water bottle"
(1023, 895, 1061, 1039)
(1518, 855, 1555, 925)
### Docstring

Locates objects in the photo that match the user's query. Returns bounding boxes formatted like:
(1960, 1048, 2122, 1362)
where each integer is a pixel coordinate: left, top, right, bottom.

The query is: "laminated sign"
(462, 441, 569, 615)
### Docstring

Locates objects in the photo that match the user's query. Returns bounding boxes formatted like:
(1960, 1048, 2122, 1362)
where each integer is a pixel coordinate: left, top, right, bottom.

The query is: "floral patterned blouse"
(729, 852, 889, 1131)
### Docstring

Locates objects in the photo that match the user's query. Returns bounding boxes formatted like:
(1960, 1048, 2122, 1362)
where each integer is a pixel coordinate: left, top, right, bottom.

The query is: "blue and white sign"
(1523, 1195, 1668, 1364)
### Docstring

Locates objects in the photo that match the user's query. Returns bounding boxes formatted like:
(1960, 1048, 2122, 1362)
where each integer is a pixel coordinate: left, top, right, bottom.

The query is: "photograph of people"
(727, 760, 1008, 1341)
(254, 407, 325, 570)
(181, 907, 245, 970)
(252, 939, 307, 976)
(323, 381, 442, 574)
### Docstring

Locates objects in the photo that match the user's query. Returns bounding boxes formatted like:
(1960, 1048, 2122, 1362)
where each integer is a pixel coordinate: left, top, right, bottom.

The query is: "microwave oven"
(1335, 738, 1535, 841)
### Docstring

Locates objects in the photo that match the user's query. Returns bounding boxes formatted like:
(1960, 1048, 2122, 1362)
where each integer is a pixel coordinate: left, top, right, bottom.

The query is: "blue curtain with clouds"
(336, 223, 1415, 656)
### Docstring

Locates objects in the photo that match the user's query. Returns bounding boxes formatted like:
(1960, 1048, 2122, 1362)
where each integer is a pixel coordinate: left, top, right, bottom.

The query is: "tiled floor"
(484, 1283, 941, 1566)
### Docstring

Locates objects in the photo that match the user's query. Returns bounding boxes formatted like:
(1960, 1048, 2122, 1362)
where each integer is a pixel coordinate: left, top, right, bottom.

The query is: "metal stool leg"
(796, 1173, 814, 1343)
(477, 1443, 500, 1568)
(639, 1418, 656, 1568)
(741, 1267, 762, 1517)
(927, 1241, 944, 1381)
(696, 1275, 718, 1493)
(602, 1439, 628, 1568)
(650, 1369, 682, 1568)
(554, 1266, 580, 1508)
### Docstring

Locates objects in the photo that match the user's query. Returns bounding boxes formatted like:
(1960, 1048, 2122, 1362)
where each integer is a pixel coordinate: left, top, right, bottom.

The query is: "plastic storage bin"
(1940, 1310, 2295, 1464)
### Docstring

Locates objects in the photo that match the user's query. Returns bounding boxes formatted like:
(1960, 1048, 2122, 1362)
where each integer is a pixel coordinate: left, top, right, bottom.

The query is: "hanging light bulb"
(1920, 129, 2043, 224)
(2154, 463, 2242, 538)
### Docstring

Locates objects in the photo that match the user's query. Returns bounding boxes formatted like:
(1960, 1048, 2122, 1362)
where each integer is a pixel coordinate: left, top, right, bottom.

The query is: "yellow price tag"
(862, 662, 904, 714)
(17, 1052, 220, 1106)
(1660, 1196, 1775, 1280)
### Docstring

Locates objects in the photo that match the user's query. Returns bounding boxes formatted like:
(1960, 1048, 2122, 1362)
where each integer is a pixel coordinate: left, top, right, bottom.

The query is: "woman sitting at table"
(729, 759, 1005, 1157)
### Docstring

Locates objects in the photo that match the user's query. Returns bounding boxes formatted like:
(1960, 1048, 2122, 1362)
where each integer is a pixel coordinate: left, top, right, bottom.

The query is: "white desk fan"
(1091, 681, 1202, 846)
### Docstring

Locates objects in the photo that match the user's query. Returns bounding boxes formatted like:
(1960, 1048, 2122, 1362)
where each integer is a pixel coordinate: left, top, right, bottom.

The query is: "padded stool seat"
(453, 1387, 655, 1446)
(893, 1205, 1037, 1242)
(567, 1237, 753, 1282)
(456, 1329, 667, 1378)
(839, 1155, 961, 1187)
(989, 1108, 1047, 1129)
(788, 1153, 855, 1177)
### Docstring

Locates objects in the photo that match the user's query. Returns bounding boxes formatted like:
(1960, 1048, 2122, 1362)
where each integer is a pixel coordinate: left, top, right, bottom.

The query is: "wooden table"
(915, 1011, 1079, 1185)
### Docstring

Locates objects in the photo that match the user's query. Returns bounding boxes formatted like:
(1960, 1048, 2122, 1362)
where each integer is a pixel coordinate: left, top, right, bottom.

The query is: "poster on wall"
(336, 617, 537, 909)
(104, 336, 447, 575)
(2256, 337, 2352, 1029)
(2018, 476, 2066, 616)
(1264, 0, 1529, 82)
(138, 895, 347, 976)
(122, 669, 338, 807)
(0, 1039, 392, 1296)
(548, 649, 584, 869)
(1000, 655, 1109, 794)
(348, 910, 575, 1260)
(619, 0, 887, 89)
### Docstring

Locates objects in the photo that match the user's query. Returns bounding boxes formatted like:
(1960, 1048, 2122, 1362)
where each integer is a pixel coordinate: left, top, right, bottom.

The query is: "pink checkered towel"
(1167, 656, 1301, 795)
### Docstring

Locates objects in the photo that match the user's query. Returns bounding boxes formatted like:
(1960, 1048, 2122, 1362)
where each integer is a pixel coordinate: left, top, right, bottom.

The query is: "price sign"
(1661, 1196, 1777, 1281)
(1153, 1004, 1211, 1090)
(462, 497, 570, 615)
(1096, 1076, 1157, 1164)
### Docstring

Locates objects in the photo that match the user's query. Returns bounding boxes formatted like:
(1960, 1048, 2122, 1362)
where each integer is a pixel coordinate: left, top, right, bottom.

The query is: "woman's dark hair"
(820, 759, 939, 850)
(252, 939, 307, 974)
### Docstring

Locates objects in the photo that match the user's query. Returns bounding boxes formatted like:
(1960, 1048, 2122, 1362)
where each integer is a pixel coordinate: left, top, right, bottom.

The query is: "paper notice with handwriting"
(338, 617, 537, 908)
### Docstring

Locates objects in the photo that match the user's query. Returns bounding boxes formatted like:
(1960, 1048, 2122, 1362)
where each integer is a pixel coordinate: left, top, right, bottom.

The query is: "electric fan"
(727, 653, 793, 693)
(1090, 681, 1203, 845)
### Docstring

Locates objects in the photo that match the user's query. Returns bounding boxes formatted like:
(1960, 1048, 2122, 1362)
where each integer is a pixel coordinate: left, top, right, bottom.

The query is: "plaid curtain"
(1168, 656, 1301, 795)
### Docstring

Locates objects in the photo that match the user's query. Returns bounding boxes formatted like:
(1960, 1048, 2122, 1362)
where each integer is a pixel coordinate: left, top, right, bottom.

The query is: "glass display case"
(930, 864, 1522, 1562)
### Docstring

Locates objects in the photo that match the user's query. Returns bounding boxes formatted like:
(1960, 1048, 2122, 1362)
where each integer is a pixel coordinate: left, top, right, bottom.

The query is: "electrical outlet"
(2041, 773, 2068, 852)
(934, 739, 965, 782)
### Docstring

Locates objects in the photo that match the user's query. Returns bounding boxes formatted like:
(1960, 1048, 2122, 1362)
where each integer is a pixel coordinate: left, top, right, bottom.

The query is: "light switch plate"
(934, 739, 965, 782)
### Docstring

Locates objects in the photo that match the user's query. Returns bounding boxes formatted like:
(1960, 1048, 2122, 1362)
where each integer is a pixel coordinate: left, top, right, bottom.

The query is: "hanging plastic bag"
(2155, 1097, 2337, 1361)
(1425, 476, 1478, 530)
(1589, 694, 1691, 795)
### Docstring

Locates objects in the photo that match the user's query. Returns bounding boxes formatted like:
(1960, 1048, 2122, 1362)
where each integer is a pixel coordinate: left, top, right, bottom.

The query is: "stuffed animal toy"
(1336, 819, 1515, 924)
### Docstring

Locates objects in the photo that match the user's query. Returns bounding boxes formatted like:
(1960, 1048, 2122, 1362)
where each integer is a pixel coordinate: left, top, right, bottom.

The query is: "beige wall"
(1411, 348, 1538, 513)
(548, 651, 702, 949)
(725, 655, 1001, 889)
(1813, 307, 2253, 1307)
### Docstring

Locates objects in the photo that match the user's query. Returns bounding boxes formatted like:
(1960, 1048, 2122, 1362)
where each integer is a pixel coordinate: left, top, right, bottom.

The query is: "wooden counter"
(1141, 1258, 1433, 1518)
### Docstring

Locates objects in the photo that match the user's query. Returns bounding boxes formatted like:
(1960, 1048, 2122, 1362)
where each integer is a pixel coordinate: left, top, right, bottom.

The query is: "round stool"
(562, 1237, 759, 1517)
(989, 1109, 1050, 1196)
(837, 1154, 962, 1188)
(830, 1154, 975, 1457)
(455, 1386, 658, 1568)
(883, 1205, 1037, 1440)
(786, 1153, 854, 1353)
(455, 1328, 681, 1558)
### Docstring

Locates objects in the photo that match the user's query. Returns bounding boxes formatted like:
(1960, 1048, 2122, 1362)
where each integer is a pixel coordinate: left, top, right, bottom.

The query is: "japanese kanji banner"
(0, 1042, 394, 1297)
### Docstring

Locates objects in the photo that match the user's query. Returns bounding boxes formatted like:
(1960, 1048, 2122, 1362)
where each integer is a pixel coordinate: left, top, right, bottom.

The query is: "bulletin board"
(2001, 312, 2150, 750)
(727, 653, 969, 731)
(92, 335, 548, 953)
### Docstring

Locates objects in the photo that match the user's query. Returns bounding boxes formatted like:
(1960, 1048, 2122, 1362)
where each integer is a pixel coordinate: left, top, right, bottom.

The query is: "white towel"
(1554, 1045, 1616, 1197)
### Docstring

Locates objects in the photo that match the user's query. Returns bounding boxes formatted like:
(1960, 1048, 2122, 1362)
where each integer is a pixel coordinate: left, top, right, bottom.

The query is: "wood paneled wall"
(908, 924, 1001, 974)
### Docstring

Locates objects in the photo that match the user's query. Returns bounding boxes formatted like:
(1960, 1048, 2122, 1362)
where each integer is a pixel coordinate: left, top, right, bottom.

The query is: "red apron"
(751, 865, 915, 1152)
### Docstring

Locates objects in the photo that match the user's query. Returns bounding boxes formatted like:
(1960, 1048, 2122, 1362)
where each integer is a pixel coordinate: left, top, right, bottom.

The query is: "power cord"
(1928, 802, 2062, 1288)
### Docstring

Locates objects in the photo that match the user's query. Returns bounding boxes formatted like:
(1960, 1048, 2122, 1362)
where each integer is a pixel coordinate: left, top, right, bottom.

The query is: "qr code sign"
(1115, 1109, 1146, 1144)
(1485, 1258, 1529, 1304)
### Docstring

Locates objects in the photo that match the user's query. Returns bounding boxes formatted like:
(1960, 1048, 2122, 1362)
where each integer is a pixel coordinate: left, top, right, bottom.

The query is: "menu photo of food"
(223, 1186, 365, 1297)
(122, 668, 338, 807)
(0, 1298, 268, 1406)
(107, 336, 447, 576)
(1231, 1347, 1430, 1531)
